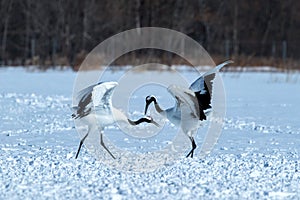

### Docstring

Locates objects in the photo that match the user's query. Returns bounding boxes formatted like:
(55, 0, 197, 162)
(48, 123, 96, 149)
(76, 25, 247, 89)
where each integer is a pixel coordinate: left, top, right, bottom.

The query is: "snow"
(0, 66, 300, 199)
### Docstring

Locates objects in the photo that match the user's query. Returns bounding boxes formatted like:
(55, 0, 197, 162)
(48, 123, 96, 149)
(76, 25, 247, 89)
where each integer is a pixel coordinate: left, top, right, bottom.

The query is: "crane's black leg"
(75, 132, 89, 159)
(100, 133, 116, 159)
(186, 137, 197, 158)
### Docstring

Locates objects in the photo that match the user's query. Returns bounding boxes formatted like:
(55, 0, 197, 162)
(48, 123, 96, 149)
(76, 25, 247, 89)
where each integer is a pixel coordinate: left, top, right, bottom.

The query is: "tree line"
(0, 0, 299, 69)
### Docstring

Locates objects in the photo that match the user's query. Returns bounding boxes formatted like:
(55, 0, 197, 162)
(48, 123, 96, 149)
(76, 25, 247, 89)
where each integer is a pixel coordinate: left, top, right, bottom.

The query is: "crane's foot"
(186, 137, 197, 158)
(100, 134, 116, 159)
(75, 133, 89, 159)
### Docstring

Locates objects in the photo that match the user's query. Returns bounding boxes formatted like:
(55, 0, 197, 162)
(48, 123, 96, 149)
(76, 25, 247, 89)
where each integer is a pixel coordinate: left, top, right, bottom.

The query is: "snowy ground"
(0, 67, 299, 199)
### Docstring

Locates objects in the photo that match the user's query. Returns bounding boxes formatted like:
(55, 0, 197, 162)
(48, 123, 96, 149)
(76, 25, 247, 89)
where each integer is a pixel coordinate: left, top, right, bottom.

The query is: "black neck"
(149, 97, 164, 113)
(152, 98, 157, 104)
(128, 117, 151, 125)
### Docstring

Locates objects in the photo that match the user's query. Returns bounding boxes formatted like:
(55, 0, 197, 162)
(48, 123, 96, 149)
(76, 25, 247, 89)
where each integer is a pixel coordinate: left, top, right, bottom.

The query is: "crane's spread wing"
(189, 60, 233, 120)
(91, 81, 118, 109)
(72, 82, 118, 119)
(167, 85, 200, 120)
(72, 84, 95, 119)
(189, 60, 233, 93)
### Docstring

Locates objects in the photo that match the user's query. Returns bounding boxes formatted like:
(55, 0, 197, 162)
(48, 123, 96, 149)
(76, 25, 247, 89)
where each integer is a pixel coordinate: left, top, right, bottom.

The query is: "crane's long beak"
(152, 119, 160, 127)
(144, 101, 150, 115)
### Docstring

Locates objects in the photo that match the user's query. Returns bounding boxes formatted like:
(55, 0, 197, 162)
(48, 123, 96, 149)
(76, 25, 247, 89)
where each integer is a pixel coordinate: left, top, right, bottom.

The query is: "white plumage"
(73, 81, 159, 159)
(144, 61, 233, 158)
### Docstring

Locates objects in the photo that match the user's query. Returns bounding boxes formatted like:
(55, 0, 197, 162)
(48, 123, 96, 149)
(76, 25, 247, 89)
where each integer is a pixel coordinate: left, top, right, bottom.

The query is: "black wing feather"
(72, 92, 92, 119)
(194, 73, 215, 120)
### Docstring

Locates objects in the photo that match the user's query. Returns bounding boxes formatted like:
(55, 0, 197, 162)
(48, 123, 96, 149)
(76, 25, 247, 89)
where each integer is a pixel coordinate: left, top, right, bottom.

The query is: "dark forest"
(0, 0, 299, 69)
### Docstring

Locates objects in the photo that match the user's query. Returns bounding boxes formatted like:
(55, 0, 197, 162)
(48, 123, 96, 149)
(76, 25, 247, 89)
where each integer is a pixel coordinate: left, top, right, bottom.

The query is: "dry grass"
(5, 52, 300, 72)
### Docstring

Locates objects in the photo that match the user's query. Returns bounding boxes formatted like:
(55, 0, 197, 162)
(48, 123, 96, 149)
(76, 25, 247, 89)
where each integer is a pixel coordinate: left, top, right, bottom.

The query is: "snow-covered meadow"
(0, 67, 299, 199)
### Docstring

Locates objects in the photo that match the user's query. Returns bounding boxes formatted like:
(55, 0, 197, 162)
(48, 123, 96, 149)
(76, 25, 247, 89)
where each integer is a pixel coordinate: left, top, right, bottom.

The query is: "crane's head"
(144, 95, 157, 115)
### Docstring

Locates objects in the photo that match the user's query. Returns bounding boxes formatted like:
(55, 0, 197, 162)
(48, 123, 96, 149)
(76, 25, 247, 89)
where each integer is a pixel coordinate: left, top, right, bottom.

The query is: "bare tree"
(1, 0, 13, 65)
